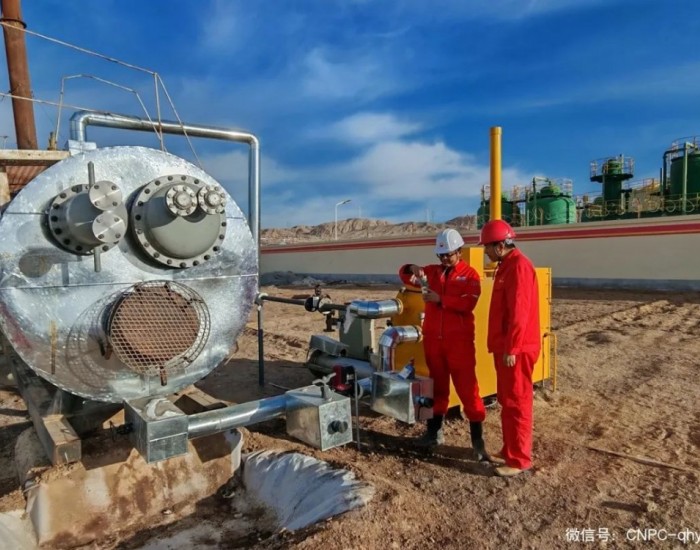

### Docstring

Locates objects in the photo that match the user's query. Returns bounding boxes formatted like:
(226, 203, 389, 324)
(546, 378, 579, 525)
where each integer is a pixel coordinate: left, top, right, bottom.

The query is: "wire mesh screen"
(107, 281, 210, 378)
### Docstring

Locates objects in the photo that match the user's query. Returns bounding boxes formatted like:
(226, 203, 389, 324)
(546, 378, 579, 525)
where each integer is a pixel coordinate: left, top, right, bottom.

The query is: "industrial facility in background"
(476, 138, 700, 228)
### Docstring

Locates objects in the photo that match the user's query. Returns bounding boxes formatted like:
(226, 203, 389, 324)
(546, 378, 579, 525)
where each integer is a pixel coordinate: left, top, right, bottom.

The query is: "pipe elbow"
(378, 326, 421, 349)
(348, 299, 402, 319)
(378, 325, 421, 372)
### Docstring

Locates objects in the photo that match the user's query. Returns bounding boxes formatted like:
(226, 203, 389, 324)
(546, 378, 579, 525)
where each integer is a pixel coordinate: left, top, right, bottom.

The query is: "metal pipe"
(257, 301, 264, 386)
(378, 325, 421, 372)
(353, 375, 361, 450)
(307, 353, 376, 379)
(682, 143, 690, 214)
(356, 377, 372, 398)
(1, 0, 38, 149)
(348, 299, 402, 319)
(259, 294, 346, 312)
(261, 295, 306, 306)
(69, 111, 261, 249)
(662, 149, 672, 198)
(256, 292, 347, 386)
(187, 394, 288, 439)
(490, 126, 502, 221)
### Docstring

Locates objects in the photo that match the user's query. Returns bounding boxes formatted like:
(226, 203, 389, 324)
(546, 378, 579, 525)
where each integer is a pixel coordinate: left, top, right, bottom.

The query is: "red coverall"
(487, 248, 541, 470)
(399, 261, 484, 421)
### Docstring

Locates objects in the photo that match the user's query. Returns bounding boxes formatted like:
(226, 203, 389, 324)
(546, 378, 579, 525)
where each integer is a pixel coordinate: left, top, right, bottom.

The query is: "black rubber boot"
(469, 421, 490, 462)
(415, 415, 445, 448)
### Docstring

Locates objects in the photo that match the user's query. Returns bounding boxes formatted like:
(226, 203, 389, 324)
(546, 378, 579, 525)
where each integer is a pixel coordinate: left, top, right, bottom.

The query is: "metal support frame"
(255, 292, 347, 387)
(353, 367, 361, 451)
(125, 376, 353, 463)
(10, 361, 81, 465)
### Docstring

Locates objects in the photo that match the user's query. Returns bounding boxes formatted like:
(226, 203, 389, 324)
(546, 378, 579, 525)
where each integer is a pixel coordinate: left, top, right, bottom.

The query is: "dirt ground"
(1, 285, 699, 549)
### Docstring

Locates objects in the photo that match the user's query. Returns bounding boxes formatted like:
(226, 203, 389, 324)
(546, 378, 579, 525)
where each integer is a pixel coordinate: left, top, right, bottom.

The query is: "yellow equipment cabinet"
(391, 246, 553, 408)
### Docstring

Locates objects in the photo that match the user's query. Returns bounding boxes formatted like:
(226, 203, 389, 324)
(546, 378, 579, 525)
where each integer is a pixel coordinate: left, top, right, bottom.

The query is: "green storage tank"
(526, 184, 577, 225)
(669, 150, 700, 197)
(477, 198, 519, 228)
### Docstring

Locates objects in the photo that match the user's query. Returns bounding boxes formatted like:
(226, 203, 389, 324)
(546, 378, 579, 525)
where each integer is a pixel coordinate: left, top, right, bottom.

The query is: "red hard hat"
(478, 219, 516, 245)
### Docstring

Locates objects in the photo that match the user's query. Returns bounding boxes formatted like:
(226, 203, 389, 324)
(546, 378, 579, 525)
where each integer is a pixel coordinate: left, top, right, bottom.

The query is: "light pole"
(334, 199, 351, 240)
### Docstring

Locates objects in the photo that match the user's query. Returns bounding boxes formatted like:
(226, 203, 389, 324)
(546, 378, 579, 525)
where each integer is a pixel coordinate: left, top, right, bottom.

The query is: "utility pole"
(1, 0, 38, 149)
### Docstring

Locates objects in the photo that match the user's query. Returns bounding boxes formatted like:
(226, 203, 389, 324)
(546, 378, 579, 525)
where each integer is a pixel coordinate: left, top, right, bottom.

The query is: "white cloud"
(457, 59, 700, 119)
(198, 1, 241, 52)
(300, 48, 401, 101)
(320, 112, 423, 144)
(216, 151, 296, 185)
(489, 0, 607, 17)
(588, 61, 700, 101)
(196, 135, 527, 227)
(338, 140, 525, 201)
(395, 0, 617, 20)
(199, 149, 301, 194)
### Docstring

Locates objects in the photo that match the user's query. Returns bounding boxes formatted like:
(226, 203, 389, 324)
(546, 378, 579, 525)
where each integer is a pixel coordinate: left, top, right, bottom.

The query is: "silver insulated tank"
(0, 146, 258, 403)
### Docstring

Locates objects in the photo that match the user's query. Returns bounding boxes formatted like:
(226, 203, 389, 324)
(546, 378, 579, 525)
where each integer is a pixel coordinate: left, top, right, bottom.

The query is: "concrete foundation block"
(17, 428, 242, 549)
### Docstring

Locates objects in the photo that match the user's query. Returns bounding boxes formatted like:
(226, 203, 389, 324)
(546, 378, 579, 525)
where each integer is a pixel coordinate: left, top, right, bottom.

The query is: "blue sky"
(1, 0, 699, 227)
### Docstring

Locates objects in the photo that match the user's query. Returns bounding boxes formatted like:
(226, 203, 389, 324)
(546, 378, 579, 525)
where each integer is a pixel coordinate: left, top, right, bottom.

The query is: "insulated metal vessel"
(0, 146, 258, 402)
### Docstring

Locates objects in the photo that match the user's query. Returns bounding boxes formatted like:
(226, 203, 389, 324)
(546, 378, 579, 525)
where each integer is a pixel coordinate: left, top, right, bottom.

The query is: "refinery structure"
(477, 138, 700, 228)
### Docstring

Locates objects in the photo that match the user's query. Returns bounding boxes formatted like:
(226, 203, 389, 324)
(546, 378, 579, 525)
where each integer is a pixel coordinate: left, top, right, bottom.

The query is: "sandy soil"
(1, 285, 699, 549)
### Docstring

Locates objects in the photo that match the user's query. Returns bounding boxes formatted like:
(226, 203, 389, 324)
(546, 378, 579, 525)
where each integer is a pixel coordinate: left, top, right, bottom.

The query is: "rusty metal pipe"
(1, 0, 38, 149)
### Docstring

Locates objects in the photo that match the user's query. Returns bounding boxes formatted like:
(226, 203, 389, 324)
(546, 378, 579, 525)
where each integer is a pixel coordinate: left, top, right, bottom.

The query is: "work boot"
(469, 421, 490, 462)
(495, 466, 528, 478)
(415, 415, 445, 448)
(490, 451, 506, 466)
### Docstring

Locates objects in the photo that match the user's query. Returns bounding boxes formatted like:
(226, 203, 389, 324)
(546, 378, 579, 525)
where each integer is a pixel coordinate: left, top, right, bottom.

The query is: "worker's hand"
(409, 265, 424, 278)
(504, 354, 516, 367)
(422, 289, 440, 303)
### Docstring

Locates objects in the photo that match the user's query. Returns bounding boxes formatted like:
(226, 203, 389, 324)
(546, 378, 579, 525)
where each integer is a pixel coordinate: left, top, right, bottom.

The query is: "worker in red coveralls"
(479, 219, 541, 477)
(398, 229, 489, 461)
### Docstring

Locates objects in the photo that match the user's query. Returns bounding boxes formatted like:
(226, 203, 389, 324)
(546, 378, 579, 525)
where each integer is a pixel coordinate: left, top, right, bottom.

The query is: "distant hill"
(261, 215, 477, 245)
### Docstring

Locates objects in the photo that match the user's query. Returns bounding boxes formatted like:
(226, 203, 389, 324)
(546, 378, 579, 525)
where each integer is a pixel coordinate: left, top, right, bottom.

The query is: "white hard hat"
(434, 229, 464, 254)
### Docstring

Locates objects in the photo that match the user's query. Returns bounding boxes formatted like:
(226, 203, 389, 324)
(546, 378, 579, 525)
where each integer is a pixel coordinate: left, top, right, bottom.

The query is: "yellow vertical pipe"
(490, 126, 502, 221)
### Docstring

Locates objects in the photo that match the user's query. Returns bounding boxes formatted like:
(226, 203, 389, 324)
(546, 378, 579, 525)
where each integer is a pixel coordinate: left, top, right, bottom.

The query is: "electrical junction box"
(285, 385, 353, 451)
